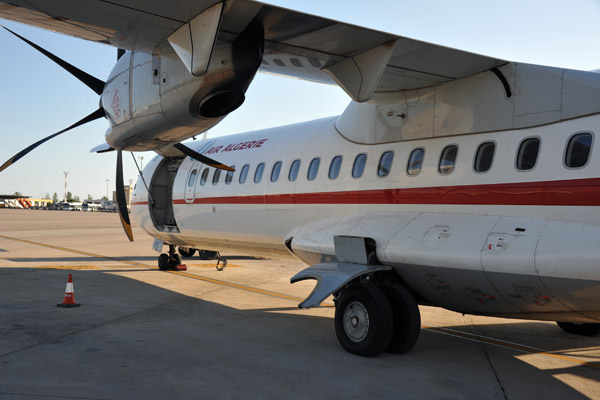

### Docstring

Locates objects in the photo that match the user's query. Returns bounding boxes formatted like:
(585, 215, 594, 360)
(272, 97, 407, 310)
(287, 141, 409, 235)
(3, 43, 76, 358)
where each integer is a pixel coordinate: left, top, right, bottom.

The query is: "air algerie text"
(204, 139, 268, 155)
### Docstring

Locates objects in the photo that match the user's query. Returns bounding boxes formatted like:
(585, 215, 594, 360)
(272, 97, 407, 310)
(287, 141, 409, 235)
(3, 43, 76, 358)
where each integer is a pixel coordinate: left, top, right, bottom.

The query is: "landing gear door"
(184, 162, 200, 204)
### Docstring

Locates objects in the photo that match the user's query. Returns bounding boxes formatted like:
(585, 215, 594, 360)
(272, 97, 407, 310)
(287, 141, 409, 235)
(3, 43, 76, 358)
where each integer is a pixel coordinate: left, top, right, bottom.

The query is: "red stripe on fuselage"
(130, 177, 600, 207)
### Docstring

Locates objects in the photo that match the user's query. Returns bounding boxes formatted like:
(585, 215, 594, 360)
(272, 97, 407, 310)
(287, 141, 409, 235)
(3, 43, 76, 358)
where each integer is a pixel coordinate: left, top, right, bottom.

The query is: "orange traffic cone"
(57, 273, 80, 308)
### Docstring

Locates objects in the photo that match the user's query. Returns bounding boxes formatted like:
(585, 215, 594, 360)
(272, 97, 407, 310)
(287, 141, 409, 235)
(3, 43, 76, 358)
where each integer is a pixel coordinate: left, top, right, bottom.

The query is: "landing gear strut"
(158, 244, 182, 271)
(334, 283, 420, 357)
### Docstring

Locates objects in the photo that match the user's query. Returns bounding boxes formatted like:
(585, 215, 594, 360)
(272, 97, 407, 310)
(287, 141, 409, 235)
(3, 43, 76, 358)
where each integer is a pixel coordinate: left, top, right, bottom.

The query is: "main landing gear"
(334, 282, 421, 357)
(158, 244, 182, 271)
(176, 246, 227, 270)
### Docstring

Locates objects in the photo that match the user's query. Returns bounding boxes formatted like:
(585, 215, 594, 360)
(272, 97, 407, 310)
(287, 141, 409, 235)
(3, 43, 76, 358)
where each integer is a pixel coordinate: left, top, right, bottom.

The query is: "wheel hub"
(343, 301, 369, 342)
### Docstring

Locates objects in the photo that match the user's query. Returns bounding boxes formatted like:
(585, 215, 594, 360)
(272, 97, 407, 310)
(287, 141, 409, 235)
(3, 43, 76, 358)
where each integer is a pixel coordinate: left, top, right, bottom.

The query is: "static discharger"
(57, 273, 80, 308)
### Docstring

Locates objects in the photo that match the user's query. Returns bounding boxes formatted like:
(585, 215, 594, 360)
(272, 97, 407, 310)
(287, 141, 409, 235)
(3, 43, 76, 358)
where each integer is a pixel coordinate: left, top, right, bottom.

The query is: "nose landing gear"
(158, 244, 183, 270)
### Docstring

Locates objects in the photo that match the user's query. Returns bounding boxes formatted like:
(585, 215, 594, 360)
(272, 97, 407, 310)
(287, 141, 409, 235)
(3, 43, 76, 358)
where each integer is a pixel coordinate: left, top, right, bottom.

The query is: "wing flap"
(0, 0, 507, 97)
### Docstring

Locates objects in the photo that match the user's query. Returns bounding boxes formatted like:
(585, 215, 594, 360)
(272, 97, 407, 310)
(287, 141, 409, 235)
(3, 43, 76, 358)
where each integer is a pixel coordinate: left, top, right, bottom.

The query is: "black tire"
(381, 285, 421, 354)
(199, 250, 219, 260)
(334, 285, 393, 357)
(179, 247, 196, 258)
(557, 322, 600, 336)
(158, 254, 170, 271)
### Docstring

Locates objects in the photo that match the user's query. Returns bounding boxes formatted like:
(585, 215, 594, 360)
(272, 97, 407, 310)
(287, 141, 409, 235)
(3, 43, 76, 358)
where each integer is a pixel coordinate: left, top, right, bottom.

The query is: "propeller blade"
(173, 143, 235, 172)
(0, 107, 106, 173)
(2, 26, 105, 95)
(116, 150, 134, 242)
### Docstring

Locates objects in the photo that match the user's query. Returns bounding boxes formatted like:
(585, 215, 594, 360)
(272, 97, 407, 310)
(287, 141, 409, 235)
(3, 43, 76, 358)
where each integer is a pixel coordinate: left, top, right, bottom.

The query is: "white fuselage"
(131, 111, 600, 322)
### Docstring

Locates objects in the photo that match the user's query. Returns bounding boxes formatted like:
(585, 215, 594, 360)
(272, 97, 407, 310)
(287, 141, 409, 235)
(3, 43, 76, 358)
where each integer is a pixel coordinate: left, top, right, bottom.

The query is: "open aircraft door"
(184, 161, 201, 204)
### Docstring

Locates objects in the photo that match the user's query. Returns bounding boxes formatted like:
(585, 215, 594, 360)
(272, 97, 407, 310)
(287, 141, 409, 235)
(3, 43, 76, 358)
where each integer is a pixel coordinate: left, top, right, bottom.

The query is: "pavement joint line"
(422, 325, 600, 371)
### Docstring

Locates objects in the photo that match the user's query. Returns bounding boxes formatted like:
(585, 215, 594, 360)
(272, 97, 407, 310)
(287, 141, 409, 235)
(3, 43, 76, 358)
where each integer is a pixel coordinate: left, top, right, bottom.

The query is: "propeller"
(0, 27, 135, 240)
(1, 26, 235, 242)
(173, 143, 234, 172)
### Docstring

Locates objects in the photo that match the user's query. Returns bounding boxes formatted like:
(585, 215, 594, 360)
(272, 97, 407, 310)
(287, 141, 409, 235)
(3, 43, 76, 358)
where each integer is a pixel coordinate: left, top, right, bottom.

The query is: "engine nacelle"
(100, 18, 263, 151)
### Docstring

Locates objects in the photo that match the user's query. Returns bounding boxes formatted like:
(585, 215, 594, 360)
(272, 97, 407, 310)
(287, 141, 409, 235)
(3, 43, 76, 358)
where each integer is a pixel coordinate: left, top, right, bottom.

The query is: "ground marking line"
(3, 234, 597, 369)
(0, 234, 325, 305)
(422, 325, 600, 371)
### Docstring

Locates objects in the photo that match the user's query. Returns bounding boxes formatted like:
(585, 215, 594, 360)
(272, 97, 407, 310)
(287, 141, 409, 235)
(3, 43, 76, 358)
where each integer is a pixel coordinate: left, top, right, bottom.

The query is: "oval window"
(225, 166, 235, 185)
(200, 168, 209, 186)
(439, 145, 458, 174)
(565, 133, 592, 168)
(239, 164, 249, 184)
(271, 161, 282, 182)
(407, 148, 424, 176)
(187, 169, 197, 187)
(329, 156, 342, 179)
(307, 158, 320, 180)
(254, 162, 265, 183)
(377, 151, 394, 177)
(212, 169, 221, 185)
(288, 159, 301, 182)
(352, 153, 367, 178)
(516, 138, 540, 171)
(474, 142, 495, 173)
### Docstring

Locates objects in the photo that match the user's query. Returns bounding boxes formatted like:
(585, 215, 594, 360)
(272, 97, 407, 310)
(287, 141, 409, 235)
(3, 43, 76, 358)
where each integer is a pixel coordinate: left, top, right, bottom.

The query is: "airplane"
(1, 0, 599, 357)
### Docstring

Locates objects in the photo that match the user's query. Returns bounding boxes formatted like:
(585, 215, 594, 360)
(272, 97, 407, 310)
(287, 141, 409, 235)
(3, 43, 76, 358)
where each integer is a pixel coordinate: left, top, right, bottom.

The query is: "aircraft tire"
(158, 254, 170, 271)
(381, 285, 421, 354)
(179, 247, 196, 258)
(334, 284, 393, 357)
(556, 322, 600, 336)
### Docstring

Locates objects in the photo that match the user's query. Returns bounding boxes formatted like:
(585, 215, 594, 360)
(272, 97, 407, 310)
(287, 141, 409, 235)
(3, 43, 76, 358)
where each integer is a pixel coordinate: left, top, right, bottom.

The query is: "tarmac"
(0, 209, 598, 399)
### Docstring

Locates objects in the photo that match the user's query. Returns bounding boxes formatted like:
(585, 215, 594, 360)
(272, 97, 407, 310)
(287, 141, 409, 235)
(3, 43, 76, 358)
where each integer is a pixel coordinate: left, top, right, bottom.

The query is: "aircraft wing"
(0, 0, 507, 100)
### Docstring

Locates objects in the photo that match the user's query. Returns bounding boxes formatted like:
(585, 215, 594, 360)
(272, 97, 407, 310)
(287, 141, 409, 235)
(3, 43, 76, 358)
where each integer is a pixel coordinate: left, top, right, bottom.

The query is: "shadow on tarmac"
(0, 267, 597, 400)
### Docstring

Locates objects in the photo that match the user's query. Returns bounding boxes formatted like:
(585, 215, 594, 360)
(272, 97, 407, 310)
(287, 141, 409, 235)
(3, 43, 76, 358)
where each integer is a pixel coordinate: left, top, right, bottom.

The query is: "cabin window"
(307, 158, 320, 180)
(565, 133, 592, 168)
(187, 169, 198, 187)
(474, 142, 495, 173)
(254, 162, 265, 183)
(239, 164, 249, 184)
(271, 161, 282, 182)
(329, 156, 343, 179)
(516, 138, 540, 170)
(225, 166, 235, 185)
(212, 169, 221, 185)
(200, 168, 209, 186)
(377, 151, 394, 177)
(352, 153, 367, 178)
(288, 159, 301, 181)
(439, 145, 458, 174)
(407, 148, 424, 176)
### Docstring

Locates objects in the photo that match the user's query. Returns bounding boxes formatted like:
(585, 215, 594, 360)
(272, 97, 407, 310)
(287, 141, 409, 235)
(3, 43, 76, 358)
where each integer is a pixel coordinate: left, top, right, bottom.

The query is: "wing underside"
(0, 0, 506, 98)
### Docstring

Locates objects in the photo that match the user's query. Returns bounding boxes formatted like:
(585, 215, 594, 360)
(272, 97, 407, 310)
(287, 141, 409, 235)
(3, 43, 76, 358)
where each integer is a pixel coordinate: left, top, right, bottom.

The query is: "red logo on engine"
(111, 89, 121, 117)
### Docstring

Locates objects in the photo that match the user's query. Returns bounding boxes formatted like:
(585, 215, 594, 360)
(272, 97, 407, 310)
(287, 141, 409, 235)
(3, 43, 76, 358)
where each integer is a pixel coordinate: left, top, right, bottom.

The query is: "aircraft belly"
(289, 212, 600, 320)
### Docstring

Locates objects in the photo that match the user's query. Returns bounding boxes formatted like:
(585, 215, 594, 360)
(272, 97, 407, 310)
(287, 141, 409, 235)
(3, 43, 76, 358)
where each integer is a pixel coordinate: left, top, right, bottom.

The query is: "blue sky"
(1, 0, 599, 199)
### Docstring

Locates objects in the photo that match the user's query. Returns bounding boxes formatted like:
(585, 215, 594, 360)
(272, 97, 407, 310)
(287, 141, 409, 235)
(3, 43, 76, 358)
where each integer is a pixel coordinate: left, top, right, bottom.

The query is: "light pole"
(138, 155, 144, 171)
(63, 171, 69, 202)
(105, 179, 109, 200)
